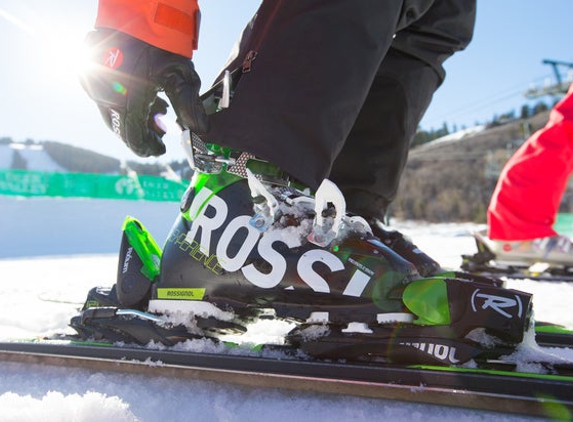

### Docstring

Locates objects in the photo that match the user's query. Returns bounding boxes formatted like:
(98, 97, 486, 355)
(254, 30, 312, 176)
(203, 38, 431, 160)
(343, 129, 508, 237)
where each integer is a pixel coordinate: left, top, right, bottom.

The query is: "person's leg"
(330, 0, 476, 220)
(488, 87, 573, 241)
(329, 49, 440, 220)
(205, 0, 405, 189)
(328, 0, 475, 275)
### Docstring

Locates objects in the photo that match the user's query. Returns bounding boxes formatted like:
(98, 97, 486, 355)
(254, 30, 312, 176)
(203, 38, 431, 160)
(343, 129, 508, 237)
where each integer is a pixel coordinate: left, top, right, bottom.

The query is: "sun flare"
(37, 30, 91, 84)
(0, 5, 91, 84)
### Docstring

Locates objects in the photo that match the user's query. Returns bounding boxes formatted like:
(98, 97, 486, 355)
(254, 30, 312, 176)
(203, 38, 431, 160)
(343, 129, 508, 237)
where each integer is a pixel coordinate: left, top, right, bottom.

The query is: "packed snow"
(416, 125, 487, 149)
(0, 197, 571, 421)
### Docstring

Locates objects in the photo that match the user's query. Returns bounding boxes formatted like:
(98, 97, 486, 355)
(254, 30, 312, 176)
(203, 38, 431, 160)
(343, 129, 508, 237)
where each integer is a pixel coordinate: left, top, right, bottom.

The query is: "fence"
(0, 169, 188, 202)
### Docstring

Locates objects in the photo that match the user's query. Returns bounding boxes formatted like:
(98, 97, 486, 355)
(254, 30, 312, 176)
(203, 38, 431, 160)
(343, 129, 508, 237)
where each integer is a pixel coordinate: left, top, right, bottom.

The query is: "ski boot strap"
(181, 130, 296, 187)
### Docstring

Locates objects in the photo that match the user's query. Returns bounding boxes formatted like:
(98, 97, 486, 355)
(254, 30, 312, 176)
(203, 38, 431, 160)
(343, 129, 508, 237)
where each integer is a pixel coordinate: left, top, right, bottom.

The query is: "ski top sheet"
(0, 339, 571, 420)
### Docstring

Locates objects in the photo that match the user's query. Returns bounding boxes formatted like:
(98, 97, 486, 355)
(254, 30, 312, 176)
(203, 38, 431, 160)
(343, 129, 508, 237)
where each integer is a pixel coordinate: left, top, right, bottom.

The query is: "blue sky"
(0, 1, 571, 163)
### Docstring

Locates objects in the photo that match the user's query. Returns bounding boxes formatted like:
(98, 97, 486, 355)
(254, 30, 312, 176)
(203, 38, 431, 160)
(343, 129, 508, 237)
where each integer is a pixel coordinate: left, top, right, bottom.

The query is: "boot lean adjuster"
(181, 130, 226, 174)
(181, 130, 287, 184)
(181, 129, 257, 177)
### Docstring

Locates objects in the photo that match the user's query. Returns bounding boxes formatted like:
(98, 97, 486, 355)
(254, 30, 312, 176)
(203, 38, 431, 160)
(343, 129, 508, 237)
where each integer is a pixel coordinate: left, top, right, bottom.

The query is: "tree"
(11, 150, 28, 170)
(532, 101, 549, 115)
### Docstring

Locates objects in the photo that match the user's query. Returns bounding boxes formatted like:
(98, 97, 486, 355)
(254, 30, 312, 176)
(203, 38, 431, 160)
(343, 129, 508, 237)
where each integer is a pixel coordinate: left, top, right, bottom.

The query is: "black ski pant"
(205, 0, 476, 220)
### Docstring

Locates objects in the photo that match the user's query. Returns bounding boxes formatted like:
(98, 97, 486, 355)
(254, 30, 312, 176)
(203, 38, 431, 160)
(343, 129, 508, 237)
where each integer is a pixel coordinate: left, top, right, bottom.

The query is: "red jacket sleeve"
(95, 0, 200, 58)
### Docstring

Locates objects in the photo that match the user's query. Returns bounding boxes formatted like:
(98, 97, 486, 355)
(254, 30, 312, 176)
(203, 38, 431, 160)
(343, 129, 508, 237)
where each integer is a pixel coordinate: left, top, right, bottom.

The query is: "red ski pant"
(488, 84, 573, 240)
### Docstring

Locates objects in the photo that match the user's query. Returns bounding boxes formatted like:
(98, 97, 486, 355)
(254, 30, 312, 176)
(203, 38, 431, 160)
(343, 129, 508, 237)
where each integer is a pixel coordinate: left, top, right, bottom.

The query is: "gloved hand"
(80, 29, 208, 157)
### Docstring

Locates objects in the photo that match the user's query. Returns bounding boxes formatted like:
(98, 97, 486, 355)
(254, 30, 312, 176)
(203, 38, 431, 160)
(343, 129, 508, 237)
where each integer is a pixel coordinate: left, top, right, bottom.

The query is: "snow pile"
(0, 359, 532, 422)
(0, 391, 137, 422)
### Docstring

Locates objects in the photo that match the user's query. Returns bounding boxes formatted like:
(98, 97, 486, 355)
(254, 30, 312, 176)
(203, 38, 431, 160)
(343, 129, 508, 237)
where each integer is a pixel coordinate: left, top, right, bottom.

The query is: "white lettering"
(183, 188, 379, 297)
(342, 269, 371, 297)
(241, 231, 299, 288)
(185, 187, 228, 256)
(110, 109, 121, 137)
(401, 342, 460, 364)
(216, 215, 260, 272)
(434, 344, 448, 361)
(122, 246, 133, 274)
(297, 250, 345, 293)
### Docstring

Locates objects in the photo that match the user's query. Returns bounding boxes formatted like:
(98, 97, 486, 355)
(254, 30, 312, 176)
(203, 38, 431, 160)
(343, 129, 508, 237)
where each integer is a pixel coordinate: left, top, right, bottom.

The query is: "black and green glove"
(80, 28, 208, 157)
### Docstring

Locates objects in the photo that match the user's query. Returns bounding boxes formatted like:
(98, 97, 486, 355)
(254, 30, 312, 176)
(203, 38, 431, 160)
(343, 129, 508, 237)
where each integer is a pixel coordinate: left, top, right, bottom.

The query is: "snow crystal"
(465, 328, 500, 348)
(296, 324, 331, 342)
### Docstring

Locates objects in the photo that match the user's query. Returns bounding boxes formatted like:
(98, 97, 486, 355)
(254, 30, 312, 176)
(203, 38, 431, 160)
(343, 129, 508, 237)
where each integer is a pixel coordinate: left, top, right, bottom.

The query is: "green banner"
(555, 213, 573, 237)
(0, 169, 188, 202)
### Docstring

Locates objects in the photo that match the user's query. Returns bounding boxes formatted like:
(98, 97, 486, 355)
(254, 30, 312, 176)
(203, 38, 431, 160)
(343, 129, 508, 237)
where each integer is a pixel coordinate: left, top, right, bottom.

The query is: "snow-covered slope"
(0, 143, 66, 172)
(426, 125, 487, 146)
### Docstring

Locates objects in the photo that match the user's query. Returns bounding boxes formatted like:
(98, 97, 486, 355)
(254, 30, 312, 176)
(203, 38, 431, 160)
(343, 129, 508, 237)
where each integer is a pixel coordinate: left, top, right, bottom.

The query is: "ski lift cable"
(427, 73, 557, 127)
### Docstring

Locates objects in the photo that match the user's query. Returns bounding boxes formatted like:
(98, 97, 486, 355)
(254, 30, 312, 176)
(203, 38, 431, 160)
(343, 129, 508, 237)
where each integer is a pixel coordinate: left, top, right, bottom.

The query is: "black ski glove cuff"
(80, 29, 208, 157)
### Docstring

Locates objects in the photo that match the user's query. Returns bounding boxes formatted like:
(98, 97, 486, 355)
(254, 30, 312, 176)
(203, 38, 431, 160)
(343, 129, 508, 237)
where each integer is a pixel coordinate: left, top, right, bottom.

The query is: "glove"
(80, 29, 208, 157)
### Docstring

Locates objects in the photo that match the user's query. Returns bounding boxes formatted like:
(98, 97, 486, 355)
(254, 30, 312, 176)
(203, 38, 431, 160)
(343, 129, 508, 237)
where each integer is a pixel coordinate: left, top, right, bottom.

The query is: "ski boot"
(71, 135, 533, 365)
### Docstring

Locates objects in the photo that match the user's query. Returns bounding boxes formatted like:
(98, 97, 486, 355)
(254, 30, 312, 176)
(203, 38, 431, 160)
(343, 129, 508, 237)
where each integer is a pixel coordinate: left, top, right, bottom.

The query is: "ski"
(535, 322, 573, 348)
(461, 251, 573, 282)
(461, 231, 573, 282)
(0, 339, 571, 419)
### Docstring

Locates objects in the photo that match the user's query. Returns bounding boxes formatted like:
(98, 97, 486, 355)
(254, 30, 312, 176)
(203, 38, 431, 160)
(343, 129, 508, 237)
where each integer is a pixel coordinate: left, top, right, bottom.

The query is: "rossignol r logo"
(103, 47, 123, 69)
(471, 289, 523, 319)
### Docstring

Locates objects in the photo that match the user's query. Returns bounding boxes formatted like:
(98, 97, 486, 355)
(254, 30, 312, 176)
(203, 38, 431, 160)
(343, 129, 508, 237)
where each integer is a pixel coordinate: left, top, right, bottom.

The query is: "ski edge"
(0, 341, 571, 419)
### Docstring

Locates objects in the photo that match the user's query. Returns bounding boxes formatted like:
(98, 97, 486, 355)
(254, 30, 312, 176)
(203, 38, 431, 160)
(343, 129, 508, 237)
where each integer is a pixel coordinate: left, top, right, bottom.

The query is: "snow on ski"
(0, 339, 571, 419)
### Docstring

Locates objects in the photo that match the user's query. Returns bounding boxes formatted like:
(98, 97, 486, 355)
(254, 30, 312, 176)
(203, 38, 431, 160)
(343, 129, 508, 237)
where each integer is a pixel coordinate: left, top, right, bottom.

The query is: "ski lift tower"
(524, 59, 573, 99)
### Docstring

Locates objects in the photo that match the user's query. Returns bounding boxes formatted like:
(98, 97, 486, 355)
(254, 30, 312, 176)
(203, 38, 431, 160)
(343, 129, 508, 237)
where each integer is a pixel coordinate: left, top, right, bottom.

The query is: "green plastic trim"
(412, 364, 573, 418)
(23, 338, 114, 348)
(402, 278, 451, 325)
(434, 271, 457, 279)
(122, 216, 162, 281)
(535, 324, 573, 335)
(221, 341, 264, 352)
(181, 141, 312, 222)
(410, 363, 573, 382)
(180, 171, 242, 223)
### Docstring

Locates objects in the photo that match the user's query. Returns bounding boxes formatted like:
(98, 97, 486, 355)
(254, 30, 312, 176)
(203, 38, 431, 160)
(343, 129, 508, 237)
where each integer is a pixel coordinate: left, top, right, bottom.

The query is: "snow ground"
(0, 197, 569, 421)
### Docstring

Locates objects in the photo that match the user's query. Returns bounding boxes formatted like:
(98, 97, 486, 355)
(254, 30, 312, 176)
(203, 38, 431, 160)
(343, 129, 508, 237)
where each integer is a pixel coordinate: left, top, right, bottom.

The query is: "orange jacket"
(95, 0, 200, 58)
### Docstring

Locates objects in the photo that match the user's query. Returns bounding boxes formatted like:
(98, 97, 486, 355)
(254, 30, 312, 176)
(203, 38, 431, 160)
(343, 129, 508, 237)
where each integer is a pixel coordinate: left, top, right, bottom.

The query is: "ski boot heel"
(70, 216, 198, 345)
(77, 216, 161, 312)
